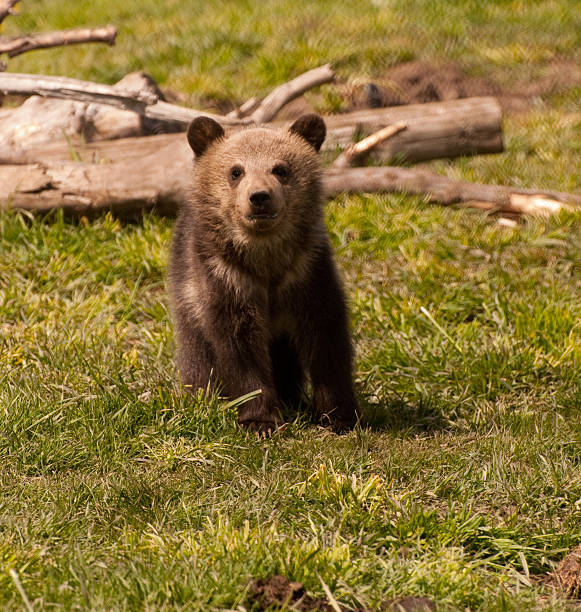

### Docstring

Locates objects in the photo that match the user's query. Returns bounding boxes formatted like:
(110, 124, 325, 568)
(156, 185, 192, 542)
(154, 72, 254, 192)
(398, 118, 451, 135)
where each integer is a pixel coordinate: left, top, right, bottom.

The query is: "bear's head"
(186, 114, 326, 242)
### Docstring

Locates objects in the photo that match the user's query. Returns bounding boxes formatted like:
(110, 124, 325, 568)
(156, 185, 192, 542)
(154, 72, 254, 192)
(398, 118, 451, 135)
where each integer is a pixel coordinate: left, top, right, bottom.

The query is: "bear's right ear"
(187, 117, 225, 157)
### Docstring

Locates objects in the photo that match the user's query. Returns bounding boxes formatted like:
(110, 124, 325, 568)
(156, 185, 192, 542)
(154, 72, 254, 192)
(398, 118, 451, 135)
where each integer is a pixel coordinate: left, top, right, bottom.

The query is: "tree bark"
(0, 26, 117, 58)
(1, 150, 578, 218)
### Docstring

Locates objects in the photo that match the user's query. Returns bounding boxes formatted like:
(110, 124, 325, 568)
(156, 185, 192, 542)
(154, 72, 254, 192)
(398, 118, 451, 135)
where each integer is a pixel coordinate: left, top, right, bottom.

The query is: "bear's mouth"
(243, 211, 280, 233)
(246, 212, 278, 220)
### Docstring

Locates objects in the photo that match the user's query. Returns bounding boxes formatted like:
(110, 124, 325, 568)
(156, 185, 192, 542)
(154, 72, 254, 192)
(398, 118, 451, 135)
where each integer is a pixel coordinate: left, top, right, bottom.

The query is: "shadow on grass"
(276, 392, 451, 435)
(360, 394, 451, 434)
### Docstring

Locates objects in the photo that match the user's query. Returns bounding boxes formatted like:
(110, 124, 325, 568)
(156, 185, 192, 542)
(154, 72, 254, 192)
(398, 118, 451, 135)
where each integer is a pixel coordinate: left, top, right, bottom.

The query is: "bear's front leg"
(309, 325, 360, 431)
(297, 249, 360, 430)
(203, 297, 283, 434)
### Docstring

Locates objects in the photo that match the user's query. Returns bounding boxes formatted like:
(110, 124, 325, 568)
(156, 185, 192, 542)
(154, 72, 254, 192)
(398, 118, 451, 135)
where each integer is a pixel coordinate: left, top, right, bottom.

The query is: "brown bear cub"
(169, 113, 359, 434)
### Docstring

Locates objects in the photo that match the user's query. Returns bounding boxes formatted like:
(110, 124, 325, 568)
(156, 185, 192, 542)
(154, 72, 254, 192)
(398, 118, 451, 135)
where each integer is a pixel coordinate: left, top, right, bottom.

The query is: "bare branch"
(331, 122, 407, 168)
(0, 25, 117, 58)
(0, 0, 19, 26)
(226, 96, 260, 120)
(251, 64, 335, 124)
(323, 166, 581, 214)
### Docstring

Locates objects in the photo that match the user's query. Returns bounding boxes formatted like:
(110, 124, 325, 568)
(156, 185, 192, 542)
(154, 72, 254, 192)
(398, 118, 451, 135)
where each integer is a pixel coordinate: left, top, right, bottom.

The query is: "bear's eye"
(229, 165, 244, 181)
(272, 164, 289, 180)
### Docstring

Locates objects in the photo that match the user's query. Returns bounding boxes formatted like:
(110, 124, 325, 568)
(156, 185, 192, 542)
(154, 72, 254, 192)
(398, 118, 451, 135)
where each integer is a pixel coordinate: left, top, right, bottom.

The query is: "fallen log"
(1, 149, 578, 218)
(0, 25, 117, 58)
(1, 97, 504, 165)
(323, 166, 580, 214)
(323, 97, 503, 162)
(0, 72, 241, 126)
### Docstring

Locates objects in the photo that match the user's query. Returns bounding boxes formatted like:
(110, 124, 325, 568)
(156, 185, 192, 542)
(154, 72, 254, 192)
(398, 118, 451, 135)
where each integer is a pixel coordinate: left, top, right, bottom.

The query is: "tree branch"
(226, 96, 260, 120)
(0, 25, 117, 58)
(0, 0, 18, 26)
(250, 64, 335, 124)
(323, 166, 581, 214)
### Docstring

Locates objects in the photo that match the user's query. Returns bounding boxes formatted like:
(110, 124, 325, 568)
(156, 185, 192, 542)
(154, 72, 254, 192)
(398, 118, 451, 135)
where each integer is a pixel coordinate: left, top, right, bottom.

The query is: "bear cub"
(169, 113, 359, 434)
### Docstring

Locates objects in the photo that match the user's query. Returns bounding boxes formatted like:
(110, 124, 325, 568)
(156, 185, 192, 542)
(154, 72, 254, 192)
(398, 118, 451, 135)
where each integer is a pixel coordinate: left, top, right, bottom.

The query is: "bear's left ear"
(289, 114, 326, 152)
(187, 116, 225, 157)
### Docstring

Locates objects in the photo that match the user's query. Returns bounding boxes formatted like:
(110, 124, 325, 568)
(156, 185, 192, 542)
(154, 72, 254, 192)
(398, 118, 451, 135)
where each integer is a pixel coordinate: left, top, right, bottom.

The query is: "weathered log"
(1, 149, 579, 218)
(1, 97, 504, 165)
(323, 166, 580, 214)
(0, 72, 183, 158)
(0, 25, 117, 58)
(0, 143, 191, 216)
(323, 96, 503, 162)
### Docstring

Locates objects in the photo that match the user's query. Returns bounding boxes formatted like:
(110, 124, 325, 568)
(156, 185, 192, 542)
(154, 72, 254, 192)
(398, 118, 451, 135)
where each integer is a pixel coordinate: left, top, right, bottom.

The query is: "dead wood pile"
(0, 5, 578, 220)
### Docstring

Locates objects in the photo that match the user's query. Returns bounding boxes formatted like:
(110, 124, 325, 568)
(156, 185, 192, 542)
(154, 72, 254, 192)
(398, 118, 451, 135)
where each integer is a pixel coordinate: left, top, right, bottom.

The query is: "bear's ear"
(289, 114, 326, 152)
(187, 117, 225, 156)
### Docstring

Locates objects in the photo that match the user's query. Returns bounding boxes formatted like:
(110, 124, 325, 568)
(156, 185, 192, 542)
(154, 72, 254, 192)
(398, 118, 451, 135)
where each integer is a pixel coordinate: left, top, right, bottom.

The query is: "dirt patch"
(247, 575, 436, 611)
(547, 543, 581, 598)
(343, 59, 581, 113)
(248, 576, 336, 611)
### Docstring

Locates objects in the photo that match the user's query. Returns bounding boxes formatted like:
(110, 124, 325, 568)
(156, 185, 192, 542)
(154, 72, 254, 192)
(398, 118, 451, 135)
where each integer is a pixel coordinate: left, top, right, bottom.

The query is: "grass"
(1, 1, 581, 610)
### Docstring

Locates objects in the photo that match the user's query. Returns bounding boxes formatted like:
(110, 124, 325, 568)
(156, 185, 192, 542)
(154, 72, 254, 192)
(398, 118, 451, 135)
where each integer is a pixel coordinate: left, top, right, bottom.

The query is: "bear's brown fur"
(168, 114, 359, 433)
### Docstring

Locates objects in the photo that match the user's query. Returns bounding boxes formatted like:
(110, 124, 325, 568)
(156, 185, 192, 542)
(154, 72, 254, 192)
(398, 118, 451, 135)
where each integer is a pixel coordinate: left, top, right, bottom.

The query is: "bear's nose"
(249, 190, 272, 214)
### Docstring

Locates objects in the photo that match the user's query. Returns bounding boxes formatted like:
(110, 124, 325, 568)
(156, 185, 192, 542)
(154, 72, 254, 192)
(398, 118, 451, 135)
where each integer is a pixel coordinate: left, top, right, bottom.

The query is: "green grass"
(2, 1, 581, 610)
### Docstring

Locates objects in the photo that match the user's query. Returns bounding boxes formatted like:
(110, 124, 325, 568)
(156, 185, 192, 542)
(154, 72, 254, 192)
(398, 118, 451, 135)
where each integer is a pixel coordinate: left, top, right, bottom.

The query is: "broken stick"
(0, 25, 117, 58)
(331, 122, 407, 168)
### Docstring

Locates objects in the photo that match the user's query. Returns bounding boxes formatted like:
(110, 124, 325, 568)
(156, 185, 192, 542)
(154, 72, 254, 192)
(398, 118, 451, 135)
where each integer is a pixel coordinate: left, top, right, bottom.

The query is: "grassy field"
(1, 1, 581, 610)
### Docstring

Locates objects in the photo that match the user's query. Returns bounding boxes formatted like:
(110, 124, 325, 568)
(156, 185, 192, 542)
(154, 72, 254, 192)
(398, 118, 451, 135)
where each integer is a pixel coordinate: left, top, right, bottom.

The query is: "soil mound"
(347, 60, 499, 109)
(344, 59, 581, 112)
(547, 543, 581, 598)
